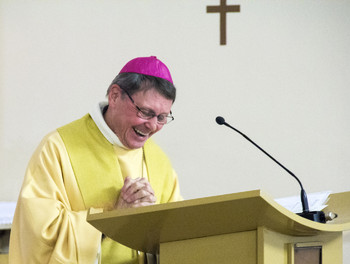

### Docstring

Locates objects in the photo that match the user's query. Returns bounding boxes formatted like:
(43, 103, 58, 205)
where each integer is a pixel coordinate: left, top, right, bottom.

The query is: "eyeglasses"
(121, 88, 174, 125)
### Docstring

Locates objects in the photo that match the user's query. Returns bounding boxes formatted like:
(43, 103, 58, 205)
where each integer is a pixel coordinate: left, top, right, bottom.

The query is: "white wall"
(1, 0, 349, 259)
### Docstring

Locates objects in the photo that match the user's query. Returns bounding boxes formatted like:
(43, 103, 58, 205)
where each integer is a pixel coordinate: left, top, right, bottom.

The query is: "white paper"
(275, 190, 331, 213)
(0, 201, 16, 229)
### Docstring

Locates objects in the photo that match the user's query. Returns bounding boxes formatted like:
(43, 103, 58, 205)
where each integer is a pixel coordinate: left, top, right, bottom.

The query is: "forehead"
(132, 88, 173, 111)
(136, 79, 175, 102)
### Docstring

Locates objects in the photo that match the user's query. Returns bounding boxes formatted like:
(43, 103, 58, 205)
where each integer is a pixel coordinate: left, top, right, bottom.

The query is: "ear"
(108, 84, 122, 105)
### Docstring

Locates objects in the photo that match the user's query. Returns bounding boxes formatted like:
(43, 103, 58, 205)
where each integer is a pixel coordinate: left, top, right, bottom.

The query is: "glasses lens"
(138, 109, 154, 120)
(157, 114, 167, 124)
(137, 110, 174, 125)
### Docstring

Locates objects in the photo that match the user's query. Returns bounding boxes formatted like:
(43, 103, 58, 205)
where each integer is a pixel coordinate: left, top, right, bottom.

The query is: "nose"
(145, 116, 159, 131)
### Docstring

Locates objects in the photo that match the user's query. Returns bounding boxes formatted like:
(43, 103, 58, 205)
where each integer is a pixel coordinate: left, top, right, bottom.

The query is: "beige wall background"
(1, 0, 349, 259)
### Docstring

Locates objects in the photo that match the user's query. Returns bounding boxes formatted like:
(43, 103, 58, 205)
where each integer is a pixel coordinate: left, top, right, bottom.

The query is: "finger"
(115, 194, 130, 209)
(123, 178, 154, 197)
(115, 193, 156, 209)
(123, 188, 155, 203)
(130, 196, 157, 208)
(120, 177, 140, 195)
(136, 194, 156, 203)
(122, 186, 154, 203)
(136, 178, 155, 195)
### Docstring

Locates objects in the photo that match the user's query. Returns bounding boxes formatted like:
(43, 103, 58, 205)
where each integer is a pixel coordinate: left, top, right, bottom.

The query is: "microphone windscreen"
(216, 116, 226, 125)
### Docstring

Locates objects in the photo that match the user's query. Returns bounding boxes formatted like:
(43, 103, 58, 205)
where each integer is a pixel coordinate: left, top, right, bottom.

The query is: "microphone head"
(216, 116, 226, 125)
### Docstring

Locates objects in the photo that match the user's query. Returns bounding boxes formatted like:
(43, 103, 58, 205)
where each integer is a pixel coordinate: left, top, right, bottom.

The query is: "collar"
(89, 101, 127, 148)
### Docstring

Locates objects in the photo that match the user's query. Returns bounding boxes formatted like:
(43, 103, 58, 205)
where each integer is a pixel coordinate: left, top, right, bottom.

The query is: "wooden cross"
(207, 0, 240, 45)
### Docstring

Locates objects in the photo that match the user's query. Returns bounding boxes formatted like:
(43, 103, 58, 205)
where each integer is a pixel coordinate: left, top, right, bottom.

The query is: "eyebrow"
(140, 107, 170, 116)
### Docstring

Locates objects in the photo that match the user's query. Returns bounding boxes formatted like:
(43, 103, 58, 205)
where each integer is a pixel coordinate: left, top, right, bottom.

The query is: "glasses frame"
(121, 88, 174, 125)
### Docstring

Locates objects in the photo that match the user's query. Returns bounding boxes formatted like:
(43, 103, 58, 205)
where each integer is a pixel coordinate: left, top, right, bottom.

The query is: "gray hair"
(107, 72, 176, 102)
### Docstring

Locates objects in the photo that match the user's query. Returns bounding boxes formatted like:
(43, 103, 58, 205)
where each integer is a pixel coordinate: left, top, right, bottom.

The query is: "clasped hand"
(116, 176, 156, 209)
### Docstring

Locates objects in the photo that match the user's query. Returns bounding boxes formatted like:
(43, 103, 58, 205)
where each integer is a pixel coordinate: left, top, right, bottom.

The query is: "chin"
(126, 140, 147, 149)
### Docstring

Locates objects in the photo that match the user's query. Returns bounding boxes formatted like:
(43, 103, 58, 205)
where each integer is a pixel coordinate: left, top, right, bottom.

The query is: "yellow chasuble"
(114, 144, 146, 182)
(57, 114, 181, 263)
(9, 114, 181, 264)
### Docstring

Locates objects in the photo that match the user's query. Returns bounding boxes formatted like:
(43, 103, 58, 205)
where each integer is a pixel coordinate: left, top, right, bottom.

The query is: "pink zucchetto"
(119, 56, 173, 84)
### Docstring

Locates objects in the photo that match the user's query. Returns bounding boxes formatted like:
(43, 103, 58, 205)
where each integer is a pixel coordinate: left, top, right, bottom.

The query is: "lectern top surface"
(87, 190, 350, 254)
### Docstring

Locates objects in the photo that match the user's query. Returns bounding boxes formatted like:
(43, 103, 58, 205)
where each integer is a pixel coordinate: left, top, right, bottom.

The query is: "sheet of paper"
(275, 190, 331, 213)
(0, 202, 17, 229)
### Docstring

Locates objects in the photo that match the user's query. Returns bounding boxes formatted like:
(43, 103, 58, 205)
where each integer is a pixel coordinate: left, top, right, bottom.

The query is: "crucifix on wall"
(207, 0, 240, 45)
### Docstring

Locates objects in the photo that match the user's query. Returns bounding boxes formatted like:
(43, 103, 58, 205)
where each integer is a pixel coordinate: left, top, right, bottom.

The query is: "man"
(9, 56, 182, 263)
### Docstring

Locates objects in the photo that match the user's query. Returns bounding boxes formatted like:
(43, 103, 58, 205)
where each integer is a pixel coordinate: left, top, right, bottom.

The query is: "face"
(105, 85, 173, 149)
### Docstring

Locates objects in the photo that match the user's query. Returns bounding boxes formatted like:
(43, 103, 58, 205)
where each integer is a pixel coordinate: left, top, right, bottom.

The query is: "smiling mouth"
(134, 128, 148, 137)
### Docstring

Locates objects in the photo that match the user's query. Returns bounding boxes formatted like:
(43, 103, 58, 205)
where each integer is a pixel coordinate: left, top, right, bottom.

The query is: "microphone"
(215, 116, 326, 223)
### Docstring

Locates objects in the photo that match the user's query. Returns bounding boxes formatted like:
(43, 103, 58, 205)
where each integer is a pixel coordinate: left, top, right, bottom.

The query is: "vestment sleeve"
(9, 132, 101, 264)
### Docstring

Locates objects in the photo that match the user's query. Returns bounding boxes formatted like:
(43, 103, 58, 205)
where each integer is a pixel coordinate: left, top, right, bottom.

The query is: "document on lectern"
(275, 190, 331, 213)
(0, 201, 16, 229)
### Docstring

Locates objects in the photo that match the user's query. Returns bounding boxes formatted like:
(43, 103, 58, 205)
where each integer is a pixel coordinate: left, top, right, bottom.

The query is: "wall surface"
(1, 0, 349, 259)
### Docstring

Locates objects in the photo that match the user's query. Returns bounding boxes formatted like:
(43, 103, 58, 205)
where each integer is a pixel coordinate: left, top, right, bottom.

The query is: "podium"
(87, 190, 350, 264)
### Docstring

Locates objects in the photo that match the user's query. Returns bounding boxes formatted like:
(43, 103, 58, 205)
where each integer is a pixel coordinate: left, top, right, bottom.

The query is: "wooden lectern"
(87, 190, 350, 264)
